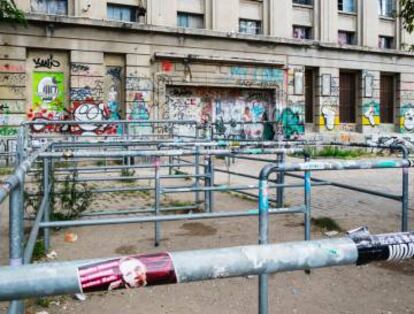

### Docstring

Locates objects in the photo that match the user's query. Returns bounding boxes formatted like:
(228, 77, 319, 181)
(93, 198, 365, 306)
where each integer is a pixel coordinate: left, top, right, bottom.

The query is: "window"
(338, 0, 355, 13)
(177, 12, 204, 29)
(239, 19, 262, 35)
(293, 26, 312, 40)
(378, 0, 395, 17)
(339, 72, 357, 123)
(305, 68, 315, 123)
(378, 36, 394, 49)
(31, 0, 67, 15)
(338, 31, 355, 45)
(380, 74, 395, 123)
(293, 0, 312, 5)
(107, 4, 137, 22)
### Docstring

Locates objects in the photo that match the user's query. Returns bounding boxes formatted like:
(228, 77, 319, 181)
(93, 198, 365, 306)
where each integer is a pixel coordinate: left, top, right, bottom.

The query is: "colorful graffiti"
(166, 87, 273, 139)
(275, 105, 305, 139)
(32, 72, 65, 112)
(401, 104, 414, 133)
(106, 66, 123, 135)
(70, 99, 116, 135)
(29, 72, 65, 131)
(0, 103, 18, 136)
(230, 66, 284, 88)
(128, 93, 152, 136)
(362, 101, 380, 127)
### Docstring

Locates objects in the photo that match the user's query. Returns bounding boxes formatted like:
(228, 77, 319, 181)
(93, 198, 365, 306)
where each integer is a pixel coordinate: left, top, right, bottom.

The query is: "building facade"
(1, 0, 414, 141)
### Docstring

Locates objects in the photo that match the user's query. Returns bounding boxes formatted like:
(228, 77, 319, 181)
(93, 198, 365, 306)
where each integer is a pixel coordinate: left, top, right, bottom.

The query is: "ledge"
(18, 13, 414, 58)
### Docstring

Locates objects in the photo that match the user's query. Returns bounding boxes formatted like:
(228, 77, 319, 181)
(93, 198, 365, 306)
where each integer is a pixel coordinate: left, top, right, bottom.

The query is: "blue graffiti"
(70, 88, 92, 101)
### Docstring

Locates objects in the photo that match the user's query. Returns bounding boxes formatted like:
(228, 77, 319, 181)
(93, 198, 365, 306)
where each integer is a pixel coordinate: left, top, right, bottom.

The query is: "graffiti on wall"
(29, 72, 65, 131)
(230, 67, 284, 88)
(70, 79, 104, 102)
(105, 66, 123, 135)
(0, 64, 25, 72)
(274, 103, 305, 139)
(319, 74, 340, 131)
(33, 54, 61, 69)
(70, 99, 116, 136)
(401, 104, 414, 133)
(165, 87, 273, 139)
(0, 103, 18, 136)
(321, 103, 338, 131)
(128, 92, 152, 136)
(362, 101, 380, 127)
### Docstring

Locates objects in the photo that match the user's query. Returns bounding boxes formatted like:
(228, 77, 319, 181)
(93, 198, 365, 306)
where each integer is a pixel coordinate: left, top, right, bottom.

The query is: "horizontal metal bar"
(285, 173, 402, 201)
(1, 230, 413, 301)
(54, 174, 206, 183)
(34, 163, 195, 174)
(38, 148, 303, 159)
(80, 205, 199, 217)
(39, 207, 306, 229)
(27, 185, 154, 197)
(161, 183, 284, 193)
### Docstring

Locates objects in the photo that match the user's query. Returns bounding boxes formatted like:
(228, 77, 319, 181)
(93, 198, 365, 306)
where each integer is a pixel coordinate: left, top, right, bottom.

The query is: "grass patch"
(0, 167, 13, 176)
(33, 296, 67, 309)
(291, 146, 374, 159)
(120, 168, 136, 183)
(164, 200, 194, 207)
(32, 240, 46, 261)
(311, 217, 342, 232)
(173, 169, 192, 181)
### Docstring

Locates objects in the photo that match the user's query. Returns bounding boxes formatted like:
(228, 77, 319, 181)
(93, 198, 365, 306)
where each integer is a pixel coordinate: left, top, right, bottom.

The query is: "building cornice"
(22, 13, 414, 58)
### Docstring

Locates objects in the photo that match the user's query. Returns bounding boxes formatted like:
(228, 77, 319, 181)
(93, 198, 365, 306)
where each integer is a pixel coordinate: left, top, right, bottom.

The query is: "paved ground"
(0, 155, 413, 314)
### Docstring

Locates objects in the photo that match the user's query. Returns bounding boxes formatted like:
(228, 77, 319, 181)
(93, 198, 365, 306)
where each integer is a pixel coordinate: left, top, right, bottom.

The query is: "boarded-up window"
(339, 72, 357, 123)
(380, 74, 395, 123)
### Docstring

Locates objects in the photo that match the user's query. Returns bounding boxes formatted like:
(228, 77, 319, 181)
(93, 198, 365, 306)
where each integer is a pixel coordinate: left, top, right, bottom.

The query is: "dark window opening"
(293, 0, 313, 5)
(380, 74, 395, 123)
(378, 36, 394, 49)
(339, 72, 357, 123)
(338, 31, 355, 45)
(293, 25, 312, 40)
(305, 69, 315, 123)
(239, 19, 262, 35)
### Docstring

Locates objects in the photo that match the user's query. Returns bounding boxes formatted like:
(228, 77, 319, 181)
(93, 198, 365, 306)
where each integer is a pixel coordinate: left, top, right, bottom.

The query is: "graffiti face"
(321, 106, 336, 131)
(73, 101, 107, 129)
(404, 108, 414, 131)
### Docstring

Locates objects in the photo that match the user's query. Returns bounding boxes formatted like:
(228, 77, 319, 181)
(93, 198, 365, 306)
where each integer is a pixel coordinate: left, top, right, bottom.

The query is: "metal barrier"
(256, 157, 413, 314)
(0, 229, 412, 311)
(1, 121, 413, 314)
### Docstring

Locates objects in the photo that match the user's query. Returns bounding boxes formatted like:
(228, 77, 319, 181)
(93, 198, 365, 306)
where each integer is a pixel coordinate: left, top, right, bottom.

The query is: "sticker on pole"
(77, 253, 177, 293)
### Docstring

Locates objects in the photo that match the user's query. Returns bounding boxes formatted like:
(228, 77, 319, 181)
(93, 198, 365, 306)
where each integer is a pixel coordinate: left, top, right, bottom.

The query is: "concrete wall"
(2, 0, 414, 141)
(15, 0, 414, 51)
